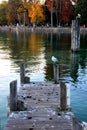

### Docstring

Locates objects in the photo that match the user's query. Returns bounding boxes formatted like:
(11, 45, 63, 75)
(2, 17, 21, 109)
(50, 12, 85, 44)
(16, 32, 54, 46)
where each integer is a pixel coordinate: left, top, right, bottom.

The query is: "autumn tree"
(45, 0, 59, 26)
(6, 0, 22, 24)
(17, 0, 30, 25)
(61, 0, 74, 25)
(22, 0, 30, 25)
(45, 0, 74, 26)
(0, 1, 7, 25)
(44, 3, 50, 24)
(45, 0, 51, 12)
(29, 1, 45, 24)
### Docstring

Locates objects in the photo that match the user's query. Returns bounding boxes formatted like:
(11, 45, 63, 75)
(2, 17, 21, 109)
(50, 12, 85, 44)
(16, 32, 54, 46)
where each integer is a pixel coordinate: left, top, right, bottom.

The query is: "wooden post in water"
(20, 63, 30, 84)
(65, 83, 70, 109)
(53, 63, 59, 83)
(10, 80, 17, 111)
(20, 63, 25, 84)
(60, 82, 70, 111)
(71, 15, 80, 52)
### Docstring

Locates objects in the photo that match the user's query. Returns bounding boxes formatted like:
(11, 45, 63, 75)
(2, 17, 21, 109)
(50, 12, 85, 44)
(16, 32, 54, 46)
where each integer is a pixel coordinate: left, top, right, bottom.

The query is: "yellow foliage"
(29, 2, 45, 24)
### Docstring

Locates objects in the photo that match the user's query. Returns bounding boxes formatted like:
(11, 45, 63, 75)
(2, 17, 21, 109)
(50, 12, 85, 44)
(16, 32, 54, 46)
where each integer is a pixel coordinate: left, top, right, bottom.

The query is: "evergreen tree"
(75, 0, 87, 26)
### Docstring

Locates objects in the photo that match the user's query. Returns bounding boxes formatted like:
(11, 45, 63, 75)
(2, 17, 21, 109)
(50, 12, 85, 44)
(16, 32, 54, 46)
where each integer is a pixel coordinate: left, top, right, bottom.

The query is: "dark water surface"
(0, 30, 87, 129)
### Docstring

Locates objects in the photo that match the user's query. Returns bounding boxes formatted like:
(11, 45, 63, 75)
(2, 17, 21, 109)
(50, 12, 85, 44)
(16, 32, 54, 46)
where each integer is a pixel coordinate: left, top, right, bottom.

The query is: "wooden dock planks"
(4, 82, 73, 130)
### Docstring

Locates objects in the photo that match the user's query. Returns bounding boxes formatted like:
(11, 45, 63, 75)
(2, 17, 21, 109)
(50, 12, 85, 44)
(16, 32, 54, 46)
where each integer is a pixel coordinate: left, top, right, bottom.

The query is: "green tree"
(75, 0, 87, 26)
(0, 1, 7, 25)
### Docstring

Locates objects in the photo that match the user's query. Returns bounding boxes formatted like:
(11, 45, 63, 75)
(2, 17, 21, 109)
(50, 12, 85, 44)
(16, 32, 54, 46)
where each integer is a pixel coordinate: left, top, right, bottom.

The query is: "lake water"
(0, 30, 87, 129)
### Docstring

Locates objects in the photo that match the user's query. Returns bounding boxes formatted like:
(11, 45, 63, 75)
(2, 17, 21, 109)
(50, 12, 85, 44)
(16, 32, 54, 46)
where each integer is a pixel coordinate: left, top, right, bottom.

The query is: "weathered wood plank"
(5, 82, 73, 130)
(5, 110, 73, 130)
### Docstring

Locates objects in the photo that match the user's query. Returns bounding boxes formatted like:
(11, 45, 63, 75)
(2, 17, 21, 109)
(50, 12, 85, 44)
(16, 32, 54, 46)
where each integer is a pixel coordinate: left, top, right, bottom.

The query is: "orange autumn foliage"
(29, 1, 45, 24)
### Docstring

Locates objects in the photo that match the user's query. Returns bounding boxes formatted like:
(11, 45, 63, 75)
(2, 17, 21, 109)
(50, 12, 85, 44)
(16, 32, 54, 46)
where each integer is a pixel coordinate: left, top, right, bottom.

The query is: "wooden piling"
(20, 63, 30, 84)
(53, 63, 59, 83)
(10, 80, 17, 111)
(20, 63, 25, 84)
(60, 82, 70, 111)
(66, 83, 70, 108)
(71, 19, 80, 52)
(60, 82, 67, 110)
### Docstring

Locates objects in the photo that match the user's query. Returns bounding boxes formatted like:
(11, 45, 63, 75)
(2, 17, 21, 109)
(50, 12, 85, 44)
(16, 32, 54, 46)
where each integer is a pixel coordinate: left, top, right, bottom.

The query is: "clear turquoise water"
(0, 31, 87, 129)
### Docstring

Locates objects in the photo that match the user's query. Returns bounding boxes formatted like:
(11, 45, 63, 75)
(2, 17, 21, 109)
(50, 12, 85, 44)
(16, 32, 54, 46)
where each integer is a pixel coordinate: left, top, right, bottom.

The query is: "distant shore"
(0, 25, 87, 33)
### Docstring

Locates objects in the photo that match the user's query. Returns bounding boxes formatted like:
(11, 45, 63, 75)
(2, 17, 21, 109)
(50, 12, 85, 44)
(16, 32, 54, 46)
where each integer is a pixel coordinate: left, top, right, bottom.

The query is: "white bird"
(78, 13, 81, 17)
(76, 13, 81, 19)
(51, 56, 58, 63)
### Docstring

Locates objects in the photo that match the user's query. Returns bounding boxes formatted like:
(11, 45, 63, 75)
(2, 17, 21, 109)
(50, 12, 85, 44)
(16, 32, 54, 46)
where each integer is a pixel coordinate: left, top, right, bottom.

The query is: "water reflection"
(0, 31, 87, 129)
(70, 53, 79, 84)
(79, 50, 87, 69)
(44, 32, 71, 51)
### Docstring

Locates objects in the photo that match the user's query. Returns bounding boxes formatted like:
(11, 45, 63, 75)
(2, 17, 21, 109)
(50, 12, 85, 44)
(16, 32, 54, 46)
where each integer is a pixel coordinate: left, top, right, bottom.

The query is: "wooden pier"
(4, 64, 87, 130)
(5, 82, 74, 130)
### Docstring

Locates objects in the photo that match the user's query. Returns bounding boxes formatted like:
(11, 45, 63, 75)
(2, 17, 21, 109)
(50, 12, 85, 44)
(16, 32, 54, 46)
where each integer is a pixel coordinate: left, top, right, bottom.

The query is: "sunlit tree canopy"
(0, 0, 86, 26)
(29, 1, 45, 24)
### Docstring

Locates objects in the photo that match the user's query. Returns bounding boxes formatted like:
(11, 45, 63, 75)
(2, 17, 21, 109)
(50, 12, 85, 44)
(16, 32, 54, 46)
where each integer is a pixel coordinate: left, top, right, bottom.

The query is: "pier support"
(20, 63, 30, 84)
(53, 63, 59, 83)
(10, 80, 17, 111)
(60, 82, 70, 111)
(71, 16, 80, 52)
(20, 63, 25, 84)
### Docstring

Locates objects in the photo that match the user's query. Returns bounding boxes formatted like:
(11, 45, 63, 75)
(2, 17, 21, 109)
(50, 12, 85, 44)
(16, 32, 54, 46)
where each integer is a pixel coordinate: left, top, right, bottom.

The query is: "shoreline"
(0, 26, 87, 33)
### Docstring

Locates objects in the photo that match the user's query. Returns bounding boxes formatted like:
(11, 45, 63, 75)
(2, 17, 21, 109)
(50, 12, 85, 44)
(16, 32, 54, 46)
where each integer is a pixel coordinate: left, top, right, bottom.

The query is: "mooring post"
(60, 82, 70, 110)
(65, 83, 70, 109)
(10, 80, 17, 111)
(20, 63, 25, 84)
(53, 63, 59, 83)
(71, 14, 80, 52)
(20, 63, 30, 84)
(60, 82, 66, 110)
